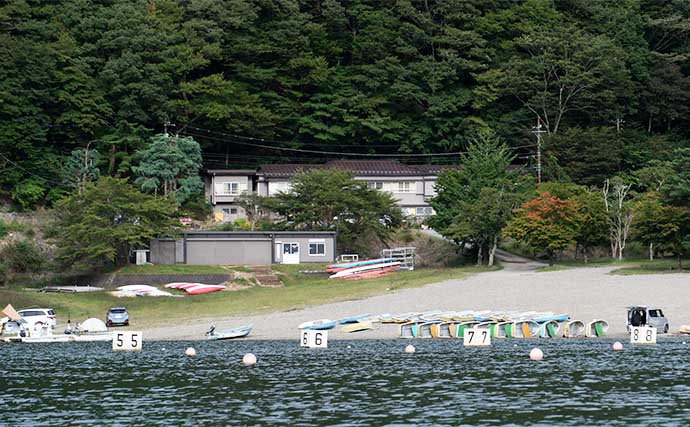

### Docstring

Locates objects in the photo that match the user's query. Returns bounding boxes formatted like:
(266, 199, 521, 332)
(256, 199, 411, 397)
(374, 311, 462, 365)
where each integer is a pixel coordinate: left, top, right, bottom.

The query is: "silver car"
(627, 306, 669, 334)
(106, 307, 129, 327)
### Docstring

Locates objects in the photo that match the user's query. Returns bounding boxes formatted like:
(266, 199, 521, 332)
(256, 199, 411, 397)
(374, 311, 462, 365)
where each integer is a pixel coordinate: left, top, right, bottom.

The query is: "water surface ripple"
(2, 339, 689, 426)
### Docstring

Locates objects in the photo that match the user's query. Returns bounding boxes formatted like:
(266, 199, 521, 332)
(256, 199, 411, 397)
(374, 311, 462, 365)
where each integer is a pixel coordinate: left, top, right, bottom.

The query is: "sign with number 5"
(112, 331, 143, 351)
(464, 328, 491, 346)
(630, 326, 656, 344)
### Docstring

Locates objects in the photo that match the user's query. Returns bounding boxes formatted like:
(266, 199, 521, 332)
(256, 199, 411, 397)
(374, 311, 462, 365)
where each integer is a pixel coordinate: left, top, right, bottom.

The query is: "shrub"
(0, 262, 6, 285)
(1, 240, 45, 273)
(12, 179, 46, 210)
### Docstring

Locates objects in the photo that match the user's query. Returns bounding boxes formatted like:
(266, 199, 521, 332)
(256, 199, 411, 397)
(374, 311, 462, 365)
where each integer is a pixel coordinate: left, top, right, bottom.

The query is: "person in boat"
(74, 322, 81, 333)
(65, 319, 72, 335)
(206, 324, 216, 336)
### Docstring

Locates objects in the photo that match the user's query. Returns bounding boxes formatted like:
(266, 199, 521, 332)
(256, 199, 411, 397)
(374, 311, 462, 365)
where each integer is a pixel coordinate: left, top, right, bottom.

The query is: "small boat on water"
(585, 319, 609, 337)
(206, 324, 253, 340)
(298, 319, 336, 330)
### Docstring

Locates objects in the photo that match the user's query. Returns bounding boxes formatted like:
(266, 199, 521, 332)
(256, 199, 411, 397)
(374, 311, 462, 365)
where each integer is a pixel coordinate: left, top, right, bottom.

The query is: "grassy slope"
(0, 265, 493, 328)
(608, 259, 690, 275)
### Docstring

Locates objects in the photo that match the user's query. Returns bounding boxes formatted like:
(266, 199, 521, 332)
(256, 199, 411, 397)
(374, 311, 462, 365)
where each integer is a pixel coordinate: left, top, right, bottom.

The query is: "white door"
(282, 242, 300, 264)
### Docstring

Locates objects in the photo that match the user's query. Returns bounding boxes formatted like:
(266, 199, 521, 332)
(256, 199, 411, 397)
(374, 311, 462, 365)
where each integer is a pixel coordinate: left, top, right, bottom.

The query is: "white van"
(18, 308, 57, 329)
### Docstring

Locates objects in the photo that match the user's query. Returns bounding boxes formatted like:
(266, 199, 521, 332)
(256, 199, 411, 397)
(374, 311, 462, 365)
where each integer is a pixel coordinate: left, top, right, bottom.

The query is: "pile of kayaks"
(326, 258, 401, 280)
(164, 282, 226, 295)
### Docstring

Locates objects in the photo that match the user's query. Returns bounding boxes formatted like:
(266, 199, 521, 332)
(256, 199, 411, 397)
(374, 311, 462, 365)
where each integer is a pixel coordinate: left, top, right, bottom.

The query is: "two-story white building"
(205, 160, 458, 222)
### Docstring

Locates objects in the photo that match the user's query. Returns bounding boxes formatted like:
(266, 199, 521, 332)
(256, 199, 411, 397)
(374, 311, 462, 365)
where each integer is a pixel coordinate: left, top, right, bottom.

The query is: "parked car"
(627, 306, 669, 333)
(17, 308, 57, 329)
(106, 307, 129, 327)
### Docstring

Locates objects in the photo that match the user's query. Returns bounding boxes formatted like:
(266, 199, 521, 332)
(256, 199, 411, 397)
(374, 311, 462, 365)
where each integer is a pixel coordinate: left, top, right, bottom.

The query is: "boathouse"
(150, 231, 336, 265)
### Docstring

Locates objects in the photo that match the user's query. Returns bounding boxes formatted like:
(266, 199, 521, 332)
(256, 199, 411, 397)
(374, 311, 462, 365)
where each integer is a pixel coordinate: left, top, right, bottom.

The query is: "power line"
(0, 151, 65, 186)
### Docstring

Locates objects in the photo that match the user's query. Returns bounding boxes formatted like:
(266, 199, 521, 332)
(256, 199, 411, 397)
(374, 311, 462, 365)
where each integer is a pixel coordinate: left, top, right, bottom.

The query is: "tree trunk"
(488, 236, 497, 267)
(649, 243, 654, 261)
(648, 113, 653, 133)
(476, 241, 484, 266)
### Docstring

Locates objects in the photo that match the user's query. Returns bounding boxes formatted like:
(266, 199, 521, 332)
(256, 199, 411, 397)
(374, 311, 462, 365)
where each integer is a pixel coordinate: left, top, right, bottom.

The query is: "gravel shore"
(144, 261, 690, 341)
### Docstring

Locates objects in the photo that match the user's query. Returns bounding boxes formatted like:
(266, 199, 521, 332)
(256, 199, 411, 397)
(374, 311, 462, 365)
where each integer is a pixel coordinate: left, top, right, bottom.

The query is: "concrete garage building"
(150, 231, 336, 265)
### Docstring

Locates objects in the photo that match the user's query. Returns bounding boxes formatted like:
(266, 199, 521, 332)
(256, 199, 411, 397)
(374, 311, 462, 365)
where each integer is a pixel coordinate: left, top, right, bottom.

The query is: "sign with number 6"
(300, 330, 328, 348)
(630, 326, 656, 344)
(112, 331, 143, 351)
(464, 327, 491, 346)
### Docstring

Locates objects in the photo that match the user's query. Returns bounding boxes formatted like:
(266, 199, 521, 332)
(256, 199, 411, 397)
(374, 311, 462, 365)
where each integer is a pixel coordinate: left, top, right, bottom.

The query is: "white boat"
(563, 320, 585, 338)
(298, 319, 336, 330)
(539, 320, 562, 338)
(328, 262, 401, 279)
(512, 320, 539, 338)
(206, 324, 253, 340)
(585, 319, 609, 337)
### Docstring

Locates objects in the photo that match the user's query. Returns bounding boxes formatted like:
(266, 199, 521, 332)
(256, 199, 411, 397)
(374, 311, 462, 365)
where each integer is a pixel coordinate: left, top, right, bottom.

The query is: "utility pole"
(531, 116, 546, 184)
(163, 121, 171, 137)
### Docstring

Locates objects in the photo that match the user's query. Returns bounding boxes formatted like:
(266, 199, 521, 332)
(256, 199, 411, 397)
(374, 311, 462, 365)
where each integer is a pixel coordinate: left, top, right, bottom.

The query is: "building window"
(397, 182, 412, 193)
(416, 207, 434, 216)
(230, 208, 238, 215)
(309, 243, 325, 256)
(368, 181, 384, 190)
(222, 208, 230, 214)
(224, 182, 240, 195)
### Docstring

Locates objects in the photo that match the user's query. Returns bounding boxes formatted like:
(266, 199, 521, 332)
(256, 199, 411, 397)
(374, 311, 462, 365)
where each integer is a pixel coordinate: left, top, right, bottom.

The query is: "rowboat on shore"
(206, 324, 253, 340)
(563, 320, 585, 338)
(512, 320, 539, 338)
(341, 321, 374, 333)
(329, 262, 401, 279)
(430, 322, 452, 338)
(418, 321, 440, 338)
(539, 320, 562, 338)
(338, 314, 371, 324)
(1, 333, 113, 343)
(585, 319, 609, 337)
(400, 322, 419, 338)
(298, 319, 336, 330)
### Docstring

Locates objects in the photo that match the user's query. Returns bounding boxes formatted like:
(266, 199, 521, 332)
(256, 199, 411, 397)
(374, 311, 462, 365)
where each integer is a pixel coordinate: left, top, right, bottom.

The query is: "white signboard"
(464, 327, 491, 346)
(113, 331, 143, 351)
(300, 330, 328, 348)
(630, 326, 657, 344)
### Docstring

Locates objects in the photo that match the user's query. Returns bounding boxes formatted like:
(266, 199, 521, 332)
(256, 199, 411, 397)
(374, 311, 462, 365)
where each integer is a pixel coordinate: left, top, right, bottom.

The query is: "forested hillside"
(2, 0, 690, 208)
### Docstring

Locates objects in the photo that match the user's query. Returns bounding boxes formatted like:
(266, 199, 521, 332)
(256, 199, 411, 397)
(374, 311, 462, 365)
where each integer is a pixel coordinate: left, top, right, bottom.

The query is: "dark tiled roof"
(206, 169, 257, 176)
(258, 160, 459, 178)
(258, 164, 318, 178)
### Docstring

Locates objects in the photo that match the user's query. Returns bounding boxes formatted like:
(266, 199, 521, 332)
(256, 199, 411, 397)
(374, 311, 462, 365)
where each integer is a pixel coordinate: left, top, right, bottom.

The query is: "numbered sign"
(113, 331, 143, 351)
(300, 330, 328, 348)
(630, 326, 657, 344)
(464, 328, 491, 346)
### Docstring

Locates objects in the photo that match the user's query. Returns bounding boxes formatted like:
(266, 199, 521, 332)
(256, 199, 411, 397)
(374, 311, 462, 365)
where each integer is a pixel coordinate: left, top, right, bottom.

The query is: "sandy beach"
(144, 259, 690, 341)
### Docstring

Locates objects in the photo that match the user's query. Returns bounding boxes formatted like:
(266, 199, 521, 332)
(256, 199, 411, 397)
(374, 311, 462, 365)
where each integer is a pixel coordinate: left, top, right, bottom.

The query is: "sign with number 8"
(630, 326, 656, 344)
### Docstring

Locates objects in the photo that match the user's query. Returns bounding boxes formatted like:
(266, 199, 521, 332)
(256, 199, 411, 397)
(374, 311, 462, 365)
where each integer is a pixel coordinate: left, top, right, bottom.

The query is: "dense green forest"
(2, 0, 690, 208)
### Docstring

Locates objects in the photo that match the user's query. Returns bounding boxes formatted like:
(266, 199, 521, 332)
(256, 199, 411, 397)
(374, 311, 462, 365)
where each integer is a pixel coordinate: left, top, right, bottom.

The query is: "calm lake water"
(2, 338, 690, 426)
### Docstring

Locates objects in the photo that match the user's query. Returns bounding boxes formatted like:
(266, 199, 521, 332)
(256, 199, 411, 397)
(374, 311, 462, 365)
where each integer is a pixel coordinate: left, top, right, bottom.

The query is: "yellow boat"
(341, 321, 374, 333)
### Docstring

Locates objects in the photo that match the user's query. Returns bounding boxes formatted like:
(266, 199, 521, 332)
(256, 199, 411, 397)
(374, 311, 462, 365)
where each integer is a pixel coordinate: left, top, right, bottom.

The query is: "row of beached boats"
(295, 311, 609, 339)
(326, 258, 402, 280)
(393, 311, 608, 339)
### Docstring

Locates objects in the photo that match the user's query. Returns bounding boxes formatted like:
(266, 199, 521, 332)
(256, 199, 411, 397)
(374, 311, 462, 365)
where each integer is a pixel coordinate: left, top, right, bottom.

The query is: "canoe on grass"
(206, 324, 253, 340)
(298, 319, 336, 330)
(326, 258, 396, 272)
(341, 321, 374, 333)
(329, 262, 401, 279)
(585, 319, 609, 337)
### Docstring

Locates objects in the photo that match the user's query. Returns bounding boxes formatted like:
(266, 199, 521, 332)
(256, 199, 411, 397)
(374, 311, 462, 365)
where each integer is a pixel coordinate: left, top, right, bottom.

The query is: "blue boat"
(338, 314, 371, 325)
(532, 313, 570, 323)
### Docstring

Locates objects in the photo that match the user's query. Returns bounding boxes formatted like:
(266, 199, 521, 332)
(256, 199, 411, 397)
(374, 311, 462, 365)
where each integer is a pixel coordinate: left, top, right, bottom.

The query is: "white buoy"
(529, 348, 544, 361)
(185, 347, 196, 357)
(243, 353, 257, 365)
(347, 345, 352, 349)
(404, 344, 416, 354)
(612, 341, 623, 351)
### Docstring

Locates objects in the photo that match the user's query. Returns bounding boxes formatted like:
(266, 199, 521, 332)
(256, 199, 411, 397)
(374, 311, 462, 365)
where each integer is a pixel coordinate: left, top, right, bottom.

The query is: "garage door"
(185, 239, 272, 265)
